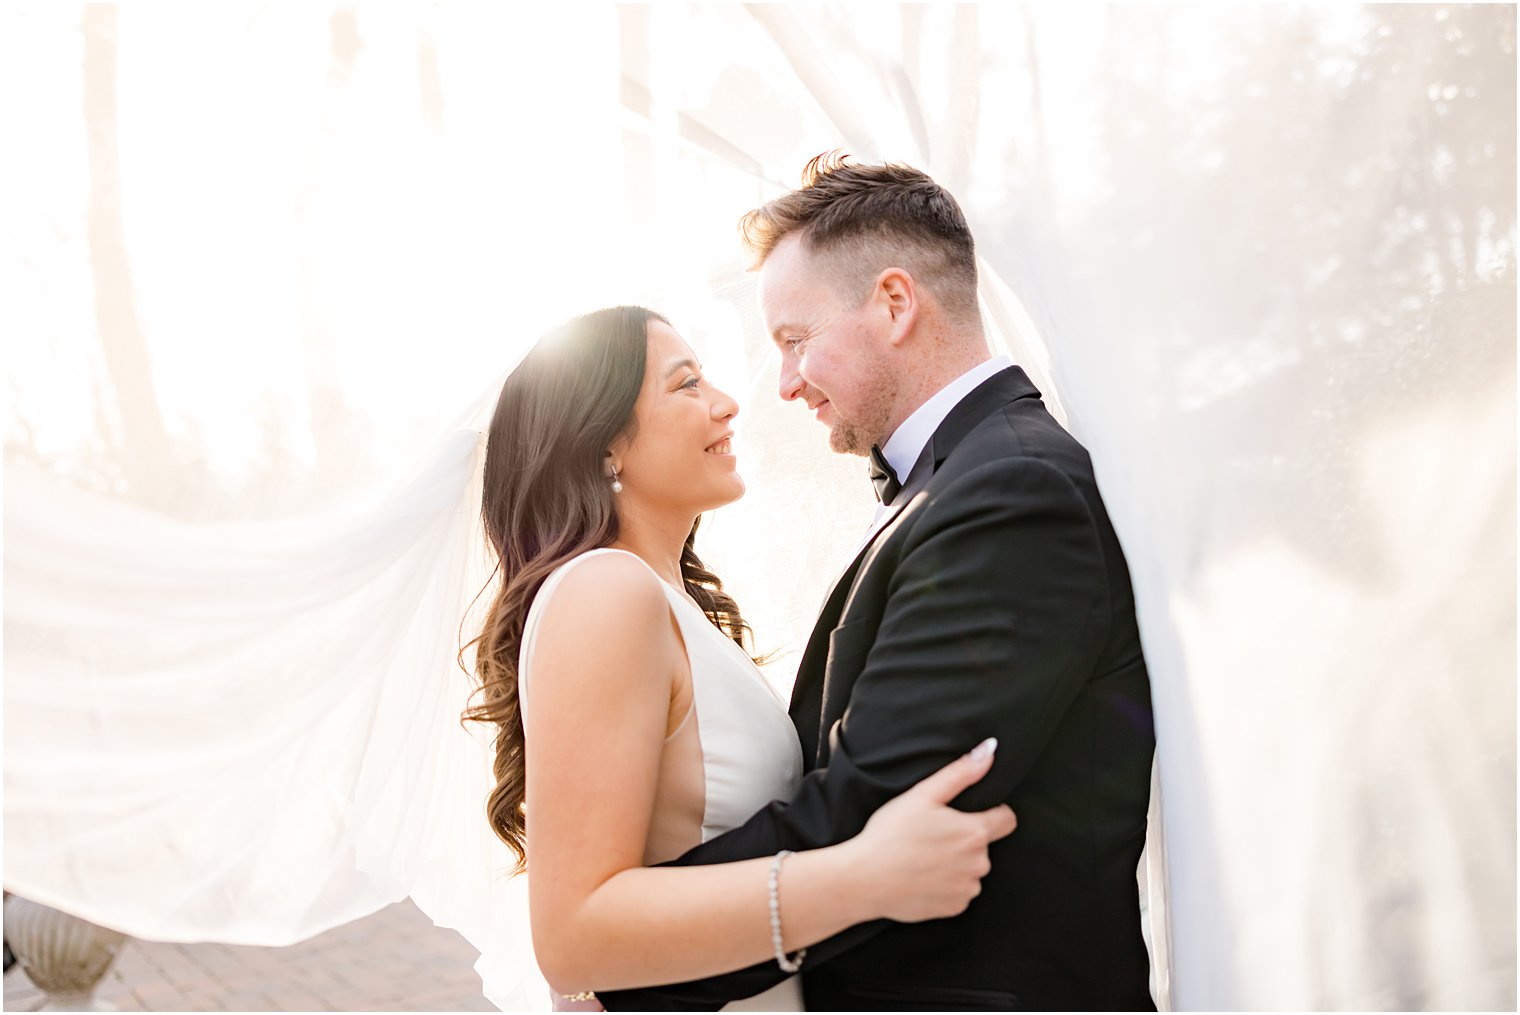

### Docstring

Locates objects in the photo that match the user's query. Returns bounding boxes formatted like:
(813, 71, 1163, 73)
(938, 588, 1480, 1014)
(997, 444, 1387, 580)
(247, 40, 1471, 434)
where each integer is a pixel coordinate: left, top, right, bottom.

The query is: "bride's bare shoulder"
(524, 550, 678, 721)
(532, 549, 671, 648)
(545, 548, 664, 600)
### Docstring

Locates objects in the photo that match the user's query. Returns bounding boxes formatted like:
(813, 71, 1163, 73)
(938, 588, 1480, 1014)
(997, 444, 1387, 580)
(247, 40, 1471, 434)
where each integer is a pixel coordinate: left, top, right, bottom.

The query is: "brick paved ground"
(3, 898, 498, 1012)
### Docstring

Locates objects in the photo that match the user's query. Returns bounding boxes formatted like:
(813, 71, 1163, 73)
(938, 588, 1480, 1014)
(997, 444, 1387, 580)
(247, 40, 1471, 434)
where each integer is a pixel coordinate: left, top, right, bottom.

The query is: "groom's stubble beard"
(825, 348, 900, 457)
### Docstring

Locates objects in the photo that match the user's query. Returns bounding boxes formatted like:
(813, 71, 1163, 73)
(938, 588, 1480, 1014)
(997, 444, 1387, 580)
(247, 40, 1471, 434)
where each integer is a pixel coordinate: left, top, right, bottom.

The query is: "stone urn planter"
(3, 896, 127, 1011)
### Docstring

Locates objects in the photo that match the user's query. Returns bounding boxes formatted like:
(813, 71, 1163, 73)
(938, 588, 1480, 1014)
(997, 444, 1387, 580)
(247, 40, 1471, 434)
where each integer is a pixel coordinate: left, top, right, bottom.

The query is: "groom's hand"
(843, 737, 1019, 923)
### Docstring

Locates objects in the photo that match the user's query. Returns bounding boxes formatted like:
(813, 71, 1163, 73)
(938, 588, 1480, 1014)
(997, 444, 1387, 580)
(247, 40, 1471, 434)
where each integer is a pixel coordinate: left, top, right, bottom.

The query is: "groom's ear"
(874, 267, 919, 348)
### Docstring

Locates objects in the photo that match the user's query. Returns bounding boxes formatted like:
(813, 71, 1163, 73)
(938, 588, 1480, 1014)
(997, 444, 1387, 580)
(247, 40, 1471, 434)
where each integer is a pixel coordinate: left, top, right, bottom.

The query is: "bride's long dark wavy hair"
(461, 306, 756, 872)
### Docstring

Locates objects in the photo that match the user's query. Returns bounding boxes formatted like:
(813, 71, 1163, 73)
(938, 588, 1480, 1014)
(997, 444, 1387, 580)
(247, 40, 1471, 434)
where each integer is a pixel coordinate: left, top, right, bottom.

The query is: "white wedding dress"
(518, 548, 806, 1011)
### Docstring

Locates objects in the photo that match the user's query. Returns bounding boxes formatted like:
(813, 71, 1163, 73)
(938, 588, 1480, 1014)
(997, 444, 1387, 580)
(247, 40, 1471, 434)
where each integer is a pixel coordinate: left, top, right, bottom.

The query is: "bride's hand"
(847, 738, 1017, 923)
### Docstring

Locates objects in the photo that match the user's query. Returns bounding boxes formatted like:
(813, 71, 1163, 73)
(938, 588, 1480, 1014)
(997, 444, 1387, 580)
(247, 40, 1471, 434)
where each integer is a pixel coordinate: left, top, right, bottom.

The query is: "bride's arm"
(523, 552, 885, 994)
(522, 553, 1012, 996)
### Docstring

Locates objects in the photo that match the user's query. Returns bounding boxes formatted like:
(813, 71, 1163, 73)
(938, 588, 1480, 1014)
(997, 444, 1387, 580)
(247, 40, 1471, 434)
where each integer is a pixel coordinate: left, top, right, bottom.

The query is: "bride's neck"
(610, 502, 695, 589)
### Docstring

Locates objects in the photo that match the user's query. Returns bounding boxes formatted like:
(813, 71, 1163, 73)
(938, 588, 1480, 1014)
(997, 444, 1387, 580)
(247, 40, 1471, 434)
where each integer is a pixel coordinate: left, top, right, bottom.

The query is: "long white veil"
(5, 5, 1513, 1010)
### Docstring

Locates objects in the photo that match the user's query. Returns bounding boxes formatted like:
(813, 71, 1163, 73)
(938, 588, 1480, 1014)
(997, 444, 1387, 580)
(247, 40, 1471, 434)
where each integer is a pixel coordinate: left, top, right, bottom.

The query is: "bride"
(463, 304, 1018, 1009)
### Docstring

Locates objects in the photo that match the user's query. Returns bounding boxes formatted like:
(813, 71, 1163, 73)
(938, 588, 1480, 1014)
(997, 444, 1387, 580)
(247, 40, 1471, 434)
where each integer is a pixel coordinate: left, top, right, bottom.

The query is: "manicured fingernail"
(969, 737, 997, 762)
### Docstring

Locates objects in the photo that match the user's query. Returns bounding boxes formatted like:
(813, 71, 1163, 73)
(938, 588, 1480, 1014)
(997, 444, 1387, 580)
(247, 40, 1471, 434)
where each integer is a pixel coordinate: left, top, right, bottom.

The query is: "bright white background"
(4, 4, 1514, 1010)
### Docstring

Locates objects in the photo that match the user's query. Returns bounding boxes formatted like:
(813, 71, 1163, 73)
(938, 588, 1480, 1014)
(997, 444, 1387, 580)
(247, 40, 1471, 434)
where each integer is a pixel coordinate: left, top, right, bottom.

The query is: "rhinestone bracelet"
(767, 850, 808, 974)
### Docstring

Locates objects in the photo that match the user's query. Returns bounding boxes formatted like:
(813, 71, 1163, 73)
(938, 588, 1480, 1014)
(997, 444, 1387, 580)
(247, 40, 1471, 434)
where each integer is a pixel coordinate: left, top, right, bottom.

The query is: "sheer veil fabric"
(4, 5, 1514, 1010)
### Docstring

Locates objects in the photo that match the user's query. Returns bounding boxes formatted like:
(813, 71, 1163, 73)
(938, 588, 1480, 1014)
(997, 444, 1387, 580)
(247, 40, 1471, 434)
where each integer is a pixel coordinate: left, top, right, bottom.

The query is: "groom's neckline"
(927, 363, 1044, 470)
(878, 356, 1014, 482)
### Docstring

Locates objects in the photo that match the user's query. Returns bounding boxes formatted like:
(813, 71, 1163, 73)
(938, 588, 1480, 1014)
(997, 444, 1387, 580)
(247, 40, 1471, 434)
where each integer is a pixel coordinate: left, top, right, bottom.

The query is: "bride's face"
(613, 320, 744, 515)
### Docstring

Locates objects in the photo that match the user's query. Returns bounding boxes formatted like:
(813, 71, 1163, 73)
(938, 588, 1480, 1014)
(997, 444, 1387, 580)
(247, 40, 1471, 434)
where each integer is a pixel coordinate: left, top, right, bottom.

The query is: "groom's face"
(760, 233, 897, 456)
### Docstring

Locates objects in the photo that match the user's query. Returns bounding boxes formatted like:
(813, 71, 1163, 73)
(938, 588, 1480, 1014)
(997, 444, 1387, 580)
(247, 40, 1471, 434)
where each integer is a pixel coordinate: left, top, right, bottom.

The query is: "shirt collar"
(879, 355, 1012, 482)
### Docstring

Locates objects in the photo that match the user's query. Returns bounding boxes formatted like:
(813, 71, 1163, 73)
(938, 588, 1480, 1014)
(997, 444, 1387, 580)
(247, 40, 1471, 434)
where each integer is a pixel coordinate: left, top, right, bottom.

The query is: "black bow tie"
(868, 445, 902, 504)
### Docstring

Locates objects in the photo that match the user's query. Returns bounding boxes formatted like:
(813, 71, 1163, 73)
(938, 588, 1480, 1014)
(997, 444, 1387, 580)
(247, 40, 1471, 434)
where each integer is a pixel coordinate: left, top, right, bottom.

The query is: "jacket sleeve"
(598, 456, 1109, 1011)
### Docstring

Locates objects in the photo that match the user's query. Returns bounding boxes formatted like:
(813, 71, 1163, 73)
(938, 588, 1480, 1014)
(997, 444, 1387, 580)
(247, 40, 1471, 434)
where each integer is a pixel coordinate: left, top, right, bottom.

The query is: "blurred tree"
(81, 5, 174, 508)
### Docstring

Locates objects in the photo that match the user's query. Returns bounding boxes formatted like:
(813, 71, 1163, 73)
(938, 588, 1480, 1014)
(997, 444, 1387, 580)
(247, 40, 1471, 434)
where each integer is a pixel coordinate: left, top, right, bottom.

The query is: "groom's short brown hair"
(739, 152, 981, 323)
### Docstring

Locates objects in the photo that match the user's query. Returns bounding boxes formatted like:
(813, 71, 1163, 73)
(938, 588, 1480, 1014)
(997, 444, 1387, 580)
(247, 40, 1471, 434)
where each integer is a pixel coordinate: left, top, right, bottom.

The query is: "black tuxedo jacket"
(601, 367, 1156, 1011)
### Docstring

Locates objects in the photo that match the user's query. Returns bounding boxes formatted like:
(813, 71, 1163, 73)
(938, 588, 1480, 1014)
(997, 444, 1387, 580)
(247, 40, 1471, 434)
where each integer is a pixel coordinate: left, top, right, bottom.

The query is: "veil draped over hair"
(5, 5, 1514, 1010)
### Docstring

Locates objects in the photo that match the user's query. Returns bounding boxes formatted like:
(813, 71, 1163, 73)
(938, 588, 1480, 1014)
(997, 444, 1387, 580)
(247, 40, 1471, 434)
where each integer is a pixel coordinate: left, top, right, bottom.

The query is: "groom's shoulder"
(958, 394, 1094, 478)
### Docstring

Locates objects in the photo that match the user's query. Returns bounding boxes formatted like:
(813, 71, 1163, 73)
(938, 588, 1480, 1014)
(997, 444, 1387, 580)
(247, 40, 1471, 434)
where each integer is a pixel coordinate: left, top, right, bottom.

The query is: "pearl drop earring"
(610, 465, 623, 494)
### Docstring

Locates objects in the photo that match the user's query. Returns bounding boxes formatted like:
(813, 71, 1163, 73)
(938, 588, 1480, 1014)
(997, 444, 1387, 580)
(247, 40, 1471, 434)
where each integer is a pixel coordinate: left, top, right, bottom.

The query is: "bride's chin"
(705, 476, 746, 511)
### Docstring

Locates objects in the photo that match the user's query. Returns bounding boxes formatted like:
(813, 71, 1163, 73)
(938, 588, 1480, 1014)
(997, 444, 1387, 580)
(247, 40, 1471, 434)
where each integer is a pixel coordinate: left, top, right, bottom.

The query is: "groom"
(601, 156, 1156, 1011)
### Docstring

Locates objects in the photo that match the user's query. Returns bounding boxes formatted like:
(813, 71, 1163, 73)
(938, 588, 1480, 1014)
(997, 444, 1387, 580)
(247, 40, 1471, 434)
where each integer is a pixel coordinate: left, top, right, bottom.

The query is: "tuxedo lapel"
(787, 498, 905, 756)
